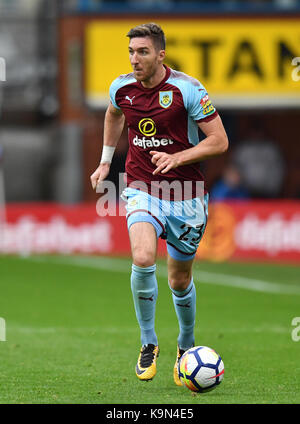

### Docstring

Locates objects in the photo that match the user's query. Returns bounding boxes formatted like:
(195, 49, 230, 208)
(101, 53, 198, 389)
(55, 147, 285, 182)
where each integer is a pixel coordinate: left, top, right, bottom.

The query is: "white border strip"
(26, 255, 300, 296)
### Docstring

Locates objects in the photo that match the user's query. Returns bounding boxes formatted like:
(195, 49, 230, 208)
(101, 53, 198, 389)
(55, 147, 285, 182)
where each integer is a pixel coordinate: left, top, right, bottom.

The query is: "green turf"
(0, 255, 299, 404)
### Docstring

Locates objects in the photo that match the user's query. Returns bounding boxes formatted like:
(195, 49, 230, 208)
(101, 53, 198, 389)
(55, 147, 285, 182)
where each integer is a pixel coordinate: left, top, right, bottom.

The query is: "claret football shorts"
(121, 187, 209, 261)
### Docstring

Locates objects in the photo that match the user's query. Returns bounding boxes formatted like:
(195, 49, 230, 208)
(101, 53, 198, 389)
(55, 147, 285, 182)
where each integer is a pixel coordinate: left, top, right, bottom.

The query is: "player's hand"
(150, 151, 179, 175)
(90, 163, 110, 191)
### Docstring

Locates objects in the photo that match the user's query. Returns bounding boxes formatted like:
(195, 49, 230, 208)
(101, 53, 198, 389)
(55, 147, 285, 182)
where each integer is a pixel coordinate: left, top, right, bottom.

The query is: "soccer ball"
(178, 346, 224, 393)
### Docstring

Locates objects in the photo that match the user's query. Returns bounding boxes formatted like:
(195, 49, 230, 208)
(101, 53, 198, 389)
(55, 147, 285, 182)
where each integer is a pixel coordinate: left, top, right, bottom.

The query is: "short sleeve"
(109, 78, 122, 110)
(187, 82, 217, 122)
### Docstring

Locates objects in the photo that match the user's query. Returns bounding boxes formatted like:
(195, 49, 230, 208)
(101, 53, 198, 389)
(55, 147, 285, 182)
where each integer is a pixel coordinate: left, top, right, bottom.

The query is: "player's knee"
(132, 250, 155, 268)
(169, 271, 191, 291)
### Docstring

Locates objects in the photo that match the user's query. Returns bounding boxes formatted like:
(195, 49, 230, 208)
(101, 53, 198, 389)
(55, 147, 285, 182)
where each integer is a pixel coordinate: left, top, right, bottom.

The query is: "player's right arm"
(90, 102, 125, 190)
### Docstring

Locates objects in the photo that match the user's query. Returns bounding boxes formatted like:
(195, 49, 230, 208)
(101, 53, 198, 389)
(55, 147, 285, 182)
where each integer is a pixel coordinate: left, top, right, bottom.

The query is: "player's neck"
(141, 65, 166, 89)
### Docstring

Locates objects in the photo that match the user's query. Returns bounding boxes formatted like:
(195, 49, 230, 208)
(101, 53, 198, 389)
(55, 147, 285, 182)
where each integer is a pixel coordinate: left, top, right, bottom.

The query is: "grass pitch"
(0, 254, 299, 404)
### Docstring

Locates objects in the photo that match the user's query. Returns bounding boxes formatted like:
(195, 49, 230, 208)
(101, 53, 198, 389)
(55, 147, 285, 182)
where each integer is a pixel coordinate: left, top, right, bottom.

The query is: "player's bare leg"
(129, 222, 157, 268)
(168, 254, 196, 386)
(167, 254, 194, 291)
(129, 222, 160, 381)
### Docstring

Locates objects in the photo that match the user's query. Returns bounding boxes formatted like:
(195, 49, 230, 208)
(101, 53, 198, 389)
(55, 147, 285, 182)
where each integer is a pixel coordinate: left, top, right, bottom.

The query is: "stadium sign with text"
(85, 18, 300, 108)
(2, 201, 300, 264)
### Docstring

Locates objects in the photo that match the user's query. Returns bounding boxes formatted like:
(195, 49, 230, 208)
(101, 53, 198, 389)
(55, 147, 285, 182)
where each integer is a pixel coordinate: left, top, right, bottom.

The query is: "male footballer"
(91, 23, 228, 385)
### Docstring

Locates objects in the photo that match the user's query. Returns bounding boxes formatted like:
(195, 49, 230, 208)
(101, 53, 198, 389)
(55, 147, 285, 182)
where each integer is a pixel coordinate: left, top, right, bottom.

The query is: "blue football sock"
(170, 278, 196, 350)
(131, 264, 158, 347)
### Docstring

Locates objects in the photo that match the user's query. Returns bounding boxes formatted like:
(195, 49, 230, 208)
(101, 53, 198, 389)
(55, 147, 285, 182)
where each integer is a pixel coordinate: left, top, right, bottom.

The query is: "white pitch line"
(26, 255, 300, 296)
(193, 270, 300, 295)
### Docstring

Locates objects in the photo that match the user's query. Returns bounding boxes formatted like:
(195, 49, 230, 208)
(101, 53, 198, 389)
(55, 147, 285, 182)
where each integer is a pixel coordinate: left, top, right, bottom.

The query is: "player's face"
(129, 37, 165, 82)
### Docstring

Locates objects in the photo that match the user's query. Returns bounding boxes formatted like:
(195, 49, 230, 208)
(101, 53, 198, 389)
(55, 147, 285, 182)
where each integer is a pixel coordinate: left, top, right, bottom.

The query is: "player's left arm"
(150, 114, 228, 175)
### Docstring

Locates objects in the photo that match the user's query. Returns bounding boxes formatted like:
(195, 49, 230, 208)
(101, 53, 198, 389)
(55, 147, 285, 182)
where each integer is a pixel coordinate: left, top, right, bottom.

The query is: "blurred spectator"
(274, 0, 299, 8)
(210, 164, 249, 201)
(232, 128, 285, 198)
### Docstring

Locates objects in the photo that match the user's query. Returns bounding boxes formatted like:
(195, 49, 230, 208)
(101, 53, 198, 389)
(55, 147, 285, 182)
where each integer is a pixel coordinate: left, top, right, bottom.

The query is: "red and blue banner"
(1, 201, 300, 263)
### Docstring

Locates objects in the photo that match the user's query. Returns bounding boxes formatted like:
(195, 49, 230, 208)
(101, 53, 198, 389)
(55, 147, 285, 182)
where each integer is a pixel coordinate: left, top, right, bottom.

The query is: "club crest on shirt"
(159, 91, 173, 109)
(129, 198, 138, 207)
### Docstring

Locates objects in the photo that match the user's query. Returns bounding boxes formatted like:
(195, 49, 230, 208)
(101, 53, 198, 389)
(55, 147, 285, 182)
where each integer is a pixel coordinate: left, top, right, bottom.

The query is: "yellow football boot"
(135, 344, 159, 381)
(174, 345, 186, 386)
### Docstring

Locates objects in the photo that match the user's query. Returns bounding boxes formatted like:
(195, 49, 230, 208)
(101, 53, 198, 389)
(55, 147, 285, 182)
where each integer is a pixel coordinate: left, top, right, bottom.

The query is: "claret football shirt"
(109, 65, 218, 199)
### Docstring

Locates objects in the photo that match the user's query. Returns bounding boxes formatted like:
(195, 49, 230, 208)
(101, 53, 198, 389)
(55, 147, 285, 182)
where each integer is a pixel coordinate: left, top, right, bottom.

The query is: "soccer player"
(90, 23, 228, 385)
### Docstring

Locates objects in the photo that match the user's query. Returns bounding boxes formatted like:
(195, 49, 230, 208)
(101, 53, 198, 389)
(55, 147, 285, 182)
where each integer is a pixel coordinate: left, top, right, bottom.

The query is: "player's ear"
(158, 49, 165, 63)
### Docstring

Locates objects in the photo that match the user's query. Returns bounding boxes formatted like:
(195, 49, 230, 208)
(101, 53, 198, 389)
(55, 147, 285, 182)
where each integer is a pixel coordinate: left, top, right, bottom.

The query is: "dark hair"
(127, 23, 166, 51)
